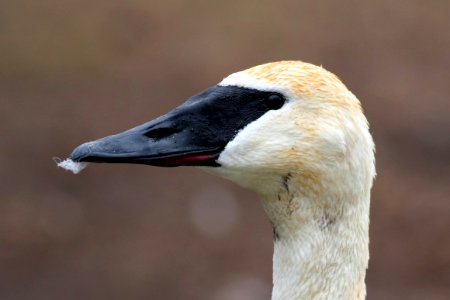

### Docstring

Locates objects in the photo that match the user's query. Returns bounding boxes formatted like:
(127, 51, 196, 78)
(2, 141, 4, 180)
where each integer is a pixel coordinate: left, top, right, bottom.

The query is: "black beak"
(70, 111, 222, 167)
(69, 85, 285, 167)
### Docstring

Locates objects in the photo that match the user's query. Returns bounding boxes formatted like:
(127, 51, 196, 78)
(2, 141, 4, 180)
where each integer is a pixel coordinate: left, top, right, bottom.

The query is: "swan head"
(70, 61, 375, 198)
(65, 61, 376, 299)
(212, 62, 375, 196)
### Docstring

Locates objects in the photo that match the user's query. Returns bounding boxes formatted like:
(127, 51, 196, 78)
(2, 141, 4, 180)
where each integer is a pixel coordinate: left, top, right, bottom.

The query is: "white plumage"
(213, 62, 375, 299)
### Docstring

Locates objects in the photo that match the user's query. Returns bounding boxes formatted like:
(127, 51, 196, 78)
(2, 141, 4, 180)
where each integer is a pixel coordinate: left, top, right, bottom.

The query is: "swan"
(60, 61, 376, 300)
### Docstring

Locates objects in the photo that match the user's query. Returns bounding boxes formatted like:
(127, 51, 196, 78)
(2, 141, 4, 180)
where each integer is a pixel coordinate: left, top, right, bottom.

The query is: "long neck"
(260, 175, 371, 300)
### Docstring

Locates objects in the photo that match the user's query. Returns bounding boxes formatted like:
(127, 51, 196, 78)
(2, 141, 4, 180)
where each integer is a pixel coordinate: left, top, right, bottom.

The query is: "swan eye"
(264, 94, 285, 110)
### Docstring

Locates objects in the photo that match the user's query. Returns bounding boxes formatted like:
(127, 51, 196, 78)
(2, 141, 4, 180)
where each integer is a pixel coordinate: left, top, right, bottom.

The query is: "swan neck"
(262, 190, 370, 300)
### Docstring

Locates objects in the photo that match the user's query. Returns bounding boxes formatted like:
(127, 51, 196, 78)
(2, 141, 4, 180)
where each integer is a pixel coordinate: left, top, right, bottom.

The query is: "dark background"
(1, 1, 449, 299)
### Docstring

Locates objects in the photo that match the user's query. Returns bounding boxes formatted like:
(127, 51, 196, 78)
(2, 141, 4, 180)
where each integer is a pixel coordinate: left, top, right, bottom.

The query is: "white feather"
(56, 158, 89, 174)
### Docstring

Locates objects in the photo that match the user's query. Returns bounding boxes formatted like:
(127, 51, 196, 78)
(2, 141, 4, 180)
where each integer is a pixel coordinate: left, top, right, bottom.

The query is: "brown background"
(1, 1, 449, 299)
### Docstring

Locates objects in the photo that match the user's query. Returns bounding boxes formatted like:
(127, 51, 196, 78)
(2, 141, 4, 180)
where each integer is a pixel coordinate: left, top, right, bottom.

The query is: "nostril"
(144, 127, 180, 139)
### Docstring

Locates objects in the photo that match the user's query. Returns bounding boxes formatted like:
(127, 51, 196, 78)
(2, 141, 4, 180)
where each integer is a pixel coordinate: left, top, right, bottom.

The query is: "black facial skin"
(70, 85, 285, 167)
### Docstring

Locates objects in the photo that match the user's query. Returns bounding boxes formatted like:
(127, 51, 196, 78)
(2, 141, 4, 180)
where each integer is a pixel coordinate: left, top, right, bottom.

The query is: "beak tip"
(70, 141, 96, 162)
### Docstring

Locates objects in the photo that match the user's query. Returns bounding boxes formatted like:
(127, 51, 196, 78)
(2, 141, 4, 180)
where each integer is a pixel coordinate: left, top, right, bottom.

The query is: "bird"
(62, 61, 376, 300)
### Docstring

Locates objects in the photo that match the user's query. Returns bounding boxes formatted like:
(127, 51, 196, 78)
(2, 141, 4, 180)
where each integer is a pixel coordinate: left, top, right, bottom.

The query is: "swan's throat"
(260, 178, 370, 300)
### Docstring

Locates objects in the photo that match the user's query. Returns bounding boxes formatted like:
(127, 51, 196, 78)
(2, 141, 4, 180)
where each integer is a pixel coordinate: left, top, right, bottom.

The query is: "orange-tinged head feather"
(221, 61, 361, 111)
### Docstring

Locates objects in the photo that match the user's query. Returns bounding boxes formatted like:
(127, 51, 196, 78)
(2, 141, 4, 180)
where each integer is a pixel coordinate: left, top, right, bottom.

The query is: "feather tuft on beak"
(54, 157, 89, 174)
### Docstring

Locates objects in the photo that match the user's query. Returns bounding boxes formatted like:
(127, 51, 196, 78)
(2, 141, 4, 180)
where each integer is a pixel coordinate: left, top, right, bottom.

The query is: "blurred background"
(1, 0, 449, 299)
